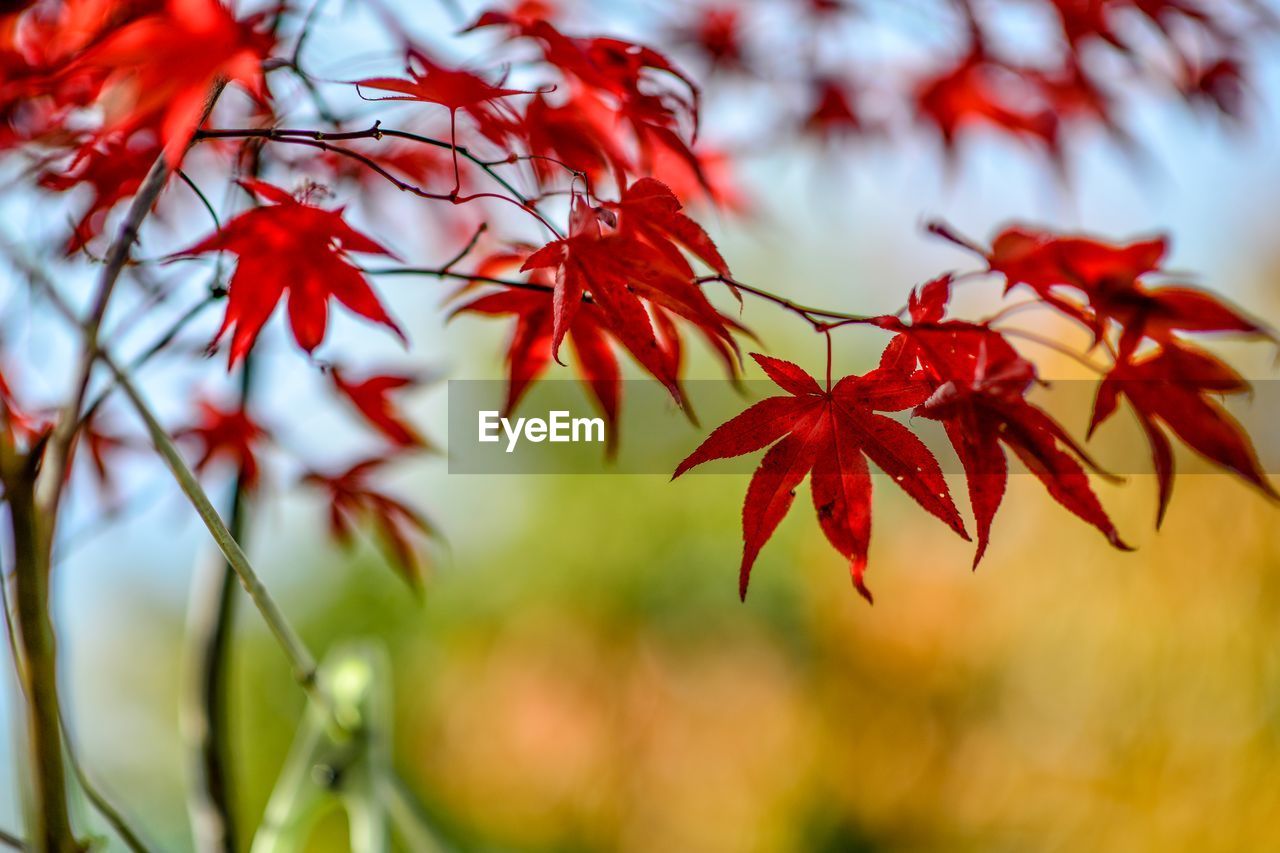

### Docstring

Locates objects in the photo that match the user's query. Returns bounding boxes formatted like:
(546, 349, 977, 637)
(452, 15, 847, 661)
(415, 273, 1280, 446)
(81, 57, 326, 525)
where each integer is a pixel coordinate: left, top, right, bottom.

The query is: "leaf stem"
(194, 125, 564, 237)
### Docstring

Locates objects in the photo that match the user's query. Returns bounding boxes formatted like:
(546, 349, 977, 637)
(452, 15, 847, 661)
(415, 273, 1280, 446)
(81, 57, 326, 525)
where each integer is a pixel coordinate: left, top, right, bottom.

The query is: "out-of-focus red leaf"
(330, 367, 428, 449)
(303, 455, 434, 589)
(38, 129, 161, 252)
(176, 398, 269, 491)
(1089, 342, 1278, 525)
(72, 0, 275, 164)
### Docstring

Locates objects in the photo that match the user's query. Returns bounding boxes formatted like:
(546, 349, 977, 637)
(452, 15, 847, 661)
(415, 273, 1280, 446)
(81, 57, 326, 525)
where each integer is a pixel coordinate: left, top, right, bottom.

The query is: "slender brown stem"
(363, 265, 541, 291)
(38, 152, 172, 519)
(697, 274, 883, 329)
(996, 327, 1109, 374)
(41, 82, 227, 527)
(193, 124, 564, 237)
(0, 826, 27, 851)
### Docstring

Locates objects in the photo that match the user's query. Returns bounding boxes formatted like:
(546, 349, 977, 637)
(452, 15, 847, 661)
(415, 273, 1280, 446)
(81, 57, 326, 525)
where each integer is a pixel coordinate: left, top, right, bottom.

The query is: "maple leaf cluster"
(679, 227, 1276, 600)
(2, 0, 276, 248)
(7, 1, 1280, 847)
(0, 0, 1275, 607)
(660, 0, 1274, 169)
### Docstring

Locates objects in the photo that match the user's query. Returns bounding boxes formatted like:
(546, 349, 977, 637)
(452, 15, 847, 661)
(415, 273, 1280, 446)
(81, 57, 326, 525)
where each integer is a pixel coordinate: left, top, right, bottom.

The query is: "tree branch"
(0, 450, 81, 852)
(41, 82, 228, 531)
(193, 124, 564, 237)
(33, 278, 339, 730)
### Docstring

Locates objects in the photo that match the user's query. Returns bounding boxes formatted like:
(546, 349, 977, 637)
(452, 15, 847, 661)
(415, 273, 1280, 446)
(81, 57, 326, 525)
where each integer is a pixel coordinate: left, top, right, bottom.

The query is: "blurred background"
(5, 0, 1280, 850)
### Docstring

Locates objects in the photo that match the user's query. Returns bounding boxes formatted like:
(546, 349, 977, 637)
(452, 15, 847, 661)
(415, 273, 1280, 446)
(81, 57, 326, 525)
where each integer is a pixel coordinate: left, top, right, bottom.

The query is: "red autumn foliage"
(71, 0, 274, 164)
(675, 353, 968, 602)
(1089, 343, 1278, 525)
(0, 0, 1275, 609)
(518, 183, 739, 402)
(38, 129, 160, 252)
(177, 179, 404, 367)
(9, 2, 1280, 841)
(329, 366, 427, 450)
(176, 398, 269, 491)
(453, 283, 622, 447)
(302, 456, 434, 589)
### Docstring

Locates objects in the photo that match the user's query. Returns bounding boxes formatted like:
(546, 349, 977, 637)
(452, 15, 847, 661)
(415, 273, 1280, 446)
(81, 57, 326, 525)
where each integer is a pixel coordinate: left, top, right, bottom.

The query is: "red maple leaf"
(915, 49, 1059, 159)
(329, 366, 427, 449)
(0, 0, 152, 148)
(302, 456, 435, 590)
(356, 49, 530, 118)
(38, 129, 161, 253)
(519, 88, 632, 189)
(452, 285, 621, 449)
(176, 179, 404, 367)
(674, 353, 968, 602)
(877, 278, 1129, 563)
(804, 78, 863, 139)
(355, 48, 533, 188)
(604, 177, 730, 277)
(646, 140, 746, 212)
(932, 222, 1272, 360)
(474, 13, 708, 187)
(1089, 342, 1278, 524)
(520, 186, 740, 400)
(176, 399, 269, 491)
(73, 0, 275, 164)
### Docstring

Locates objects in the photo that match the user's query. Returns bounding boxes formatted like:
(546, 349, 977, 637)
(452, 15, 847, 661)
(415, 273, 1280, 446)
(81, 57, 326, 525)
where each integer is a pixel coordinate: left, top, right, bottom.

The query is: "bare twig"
(34, 276, 338, 730)
(59, 714, 152, 853)
(194, 125, 564, 237)
(0, 826, 27, 851)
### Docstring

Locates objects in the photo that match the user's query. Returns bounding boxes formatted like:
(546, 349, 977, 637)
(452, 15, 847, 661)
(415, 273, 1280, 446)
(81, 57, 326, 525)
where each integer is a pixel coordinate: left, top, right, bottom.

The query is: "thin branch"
(110, 359, 325, 707)
(997, 327, 1109, 374)
(59, 713, 152, 853)
(0, 827, 27, 851)
(41, 82, 228, 524)
(439, 223, 487, 274)
(363, 265, 547, 293)
(39, 151, 174, 516)
(79, 290, 224, 429)
(177, 170, 223, 232)
(194, 124, 564, 237)
(34, 278, 336, 728)
(290, 0, 330, 69)
(696, 274, 883, 329)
